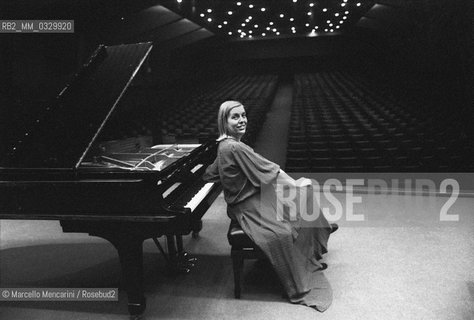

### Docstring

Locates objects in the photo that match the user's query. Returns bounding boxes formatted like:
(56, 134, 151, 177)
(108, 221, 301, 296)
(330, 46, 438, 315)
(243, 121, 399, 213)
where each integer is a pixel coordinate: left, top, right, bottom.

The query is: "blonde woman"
(204, 101, 337, 312)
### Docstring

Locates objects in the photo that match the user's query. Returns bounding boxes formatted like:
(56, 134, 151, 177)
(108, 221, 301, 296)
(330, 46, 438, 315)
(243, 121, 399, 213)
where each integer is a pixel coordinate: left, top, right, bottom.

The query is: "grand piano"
(0, 42, 222, 318)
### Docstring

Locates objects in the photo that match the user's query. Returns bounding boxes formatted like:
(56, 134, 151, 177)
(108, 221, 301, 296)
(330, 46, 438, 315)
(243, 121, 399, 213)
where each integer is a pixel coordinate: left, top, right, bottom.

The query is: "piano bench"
(227, 220, 266, 299)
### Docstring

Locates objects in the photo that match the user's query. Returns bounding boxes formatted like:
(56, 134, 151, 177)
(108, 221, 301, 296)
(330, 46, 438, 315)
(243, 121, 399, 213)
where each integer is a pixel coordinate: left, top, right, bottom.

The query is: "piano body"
(0, 42, 221, 317)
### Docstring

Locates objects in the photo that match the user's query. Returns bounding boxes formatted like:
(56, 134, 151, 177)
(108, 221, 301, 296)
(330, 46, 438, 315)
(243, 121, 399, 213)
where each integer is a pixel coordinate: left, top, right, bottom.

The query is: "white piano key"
(163, 182, 181, 199)
(190, 164, 203, 173)
(185, 182, 214, 212)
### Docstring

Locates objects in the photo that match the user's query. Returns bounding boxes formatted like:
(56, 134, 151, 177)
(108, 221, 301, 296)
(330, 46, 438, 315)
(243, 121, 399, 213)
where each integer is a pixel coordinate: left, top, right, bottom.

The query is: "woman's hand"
(278, 169, 296, 186)
(278, 170, 312, 188)
(296, 178, 312, 187)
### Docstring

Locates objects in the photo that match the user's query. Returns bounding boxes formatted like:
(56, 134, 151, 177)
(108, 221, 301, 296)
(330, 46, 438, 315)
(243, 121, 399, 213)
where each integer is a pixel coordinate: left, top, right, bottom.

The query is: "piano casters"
(152, 235, 197, 274)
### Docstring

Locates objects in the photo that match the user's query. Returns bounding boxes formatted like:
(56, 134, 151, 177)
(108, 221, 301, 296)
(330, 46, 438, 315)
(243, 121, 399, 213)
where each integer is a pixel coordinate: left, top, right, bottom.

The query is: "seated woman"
(203, 100, 337, 312)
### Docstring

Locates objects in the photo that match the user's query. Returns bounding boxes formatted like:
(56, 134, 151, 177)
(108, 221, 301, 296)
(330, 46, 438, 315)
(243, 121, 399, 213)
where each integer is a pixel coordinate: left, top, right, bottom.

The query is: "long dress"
(203, 137, 333, 311)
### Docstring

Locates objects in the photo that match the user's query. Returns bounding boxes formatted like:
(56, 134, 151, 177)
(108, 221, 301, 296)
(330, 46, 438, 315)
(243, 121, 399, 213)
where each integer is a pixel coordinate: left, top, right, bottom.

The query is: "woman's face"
(227, 105, 247, 140)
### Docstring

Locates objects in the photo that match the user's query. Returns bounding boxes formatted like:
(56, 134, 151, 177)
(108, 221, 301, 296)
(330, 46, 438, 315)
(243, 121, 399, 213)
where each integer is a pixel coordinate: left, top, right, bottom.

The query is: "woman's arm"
(203, 158, 220, 182)
(231, 143, 280, 186)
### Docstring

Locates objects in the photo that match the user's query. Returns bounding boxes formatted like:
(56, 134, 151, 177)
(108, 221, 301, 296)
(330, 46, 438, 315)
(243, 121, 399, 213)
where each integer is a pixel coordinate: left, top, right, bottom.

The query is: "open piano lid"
(0, 42, 153, 169)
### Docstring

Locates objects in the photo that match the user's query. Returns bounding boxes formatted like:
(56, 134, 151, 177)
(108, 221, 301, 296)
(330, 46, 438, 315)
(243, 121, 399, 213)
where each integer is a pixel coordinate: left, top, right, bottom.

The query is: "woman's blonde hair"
(217, 100, 244, 141)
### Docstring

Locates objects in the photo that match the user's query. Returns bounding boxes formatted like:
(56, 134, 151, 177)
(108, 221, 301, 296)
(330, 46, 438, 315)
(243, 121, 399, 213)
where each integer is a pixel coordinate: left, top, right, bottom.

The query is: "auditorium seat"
(285, 70, 471, 172)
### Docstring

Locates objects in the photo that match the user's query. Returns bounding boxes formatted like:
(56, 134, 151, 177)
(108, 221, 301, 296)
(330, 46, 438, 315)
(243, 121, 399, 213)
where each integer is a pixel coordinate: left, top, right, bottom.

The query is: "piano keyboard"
(184, 182, 214, 212)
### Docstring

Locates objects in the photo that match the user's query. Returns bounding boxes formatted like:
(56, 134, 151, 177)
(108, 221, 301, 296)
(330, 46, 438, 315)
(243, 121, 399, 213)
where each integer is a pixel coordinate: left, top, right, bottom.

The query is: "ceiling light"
(330, 29, 334, 32)
(292, 29, 296, 33)
(335, 13, 339, 16)
(262, 33, 266, 36)
(249, 30, 253, 34)
(336, 25, 340, 29)
(343, 16, 347, 20)
(200, 13, 205, 17)
(290, 17, 294, 21)
(293, 0, 297, 3)
(223, 21, 228, 24)
(228, 11, 233, 15)
(310, 3, 315, 7)
(341, 3, 346, 7)
(323, 8, 328, 12)
(280, 14, 285, 18)
(357, 3, 361, 6)
(273, 28, 277, 32)
(345, 11, 349, 14)
(177, 0, 182, 3)
(261, 8, 266, 12)
(218, 25, 222, 28)
(249, 4, 254, 8)
(266, 27, 270, 30)
(307, 11, 312, 16)
(238, 29, 242, 33)
(305, 23, 310, 27)
(248, 16, 253, 20)
(228, 31, 232, 35)
(207, 18, 212, 22)
(237, 2, 242, 6)
(207, 9, 212, 13)
(249, 35, 253, 38)
(329, 23, 333, 27)
(324, 28, 328, 32)
(269, 21, 274, 25)
(276, 32, 280, 35)
(254, 24, 258, 28)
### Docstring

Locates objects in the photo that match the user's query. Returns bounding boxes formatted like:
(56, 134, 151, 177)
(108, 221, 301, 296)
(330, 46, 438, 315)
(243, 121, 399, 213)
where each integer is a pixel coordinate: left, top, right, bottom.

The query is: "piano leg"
(166, 235, 186, 273)
(191, 219, 203, 238)
(176, 234, 184, 253)
(106, 234, 147, 318)
(61, 221, 148, 317)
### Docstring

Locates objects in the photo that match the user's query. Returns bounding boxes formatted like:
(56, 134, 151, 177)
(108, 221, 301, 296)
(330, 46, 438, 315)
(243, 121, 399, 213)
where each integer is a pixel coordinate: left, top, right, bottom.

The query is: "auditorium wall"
(0, 34, 80, 104)
(167, 34, 378, 81)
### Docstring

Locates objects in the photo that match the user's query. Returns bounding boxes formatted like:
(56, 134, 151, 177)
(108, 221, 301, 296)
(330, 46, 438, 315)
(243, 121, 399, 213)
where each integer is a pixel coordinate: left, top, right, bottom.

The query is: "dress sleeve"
(231, 143, 280, 186)
(203, 158, 220, 182)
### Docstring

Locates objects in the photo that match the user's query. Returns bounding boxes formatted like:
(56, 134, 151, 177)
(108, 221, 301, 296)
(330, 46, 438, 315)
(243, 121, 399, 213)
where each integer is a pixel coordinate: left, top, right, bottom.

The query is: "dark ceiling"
(159, 0, 375, 40)
(0, 0, 380, 41)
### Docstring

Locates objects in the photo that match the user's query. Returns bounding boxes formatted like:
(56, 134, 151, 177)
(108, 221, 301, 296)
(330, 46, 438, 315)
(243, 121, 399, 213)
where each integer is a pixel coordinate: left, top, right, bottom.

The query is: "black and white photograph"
(0, 0, 472, 319)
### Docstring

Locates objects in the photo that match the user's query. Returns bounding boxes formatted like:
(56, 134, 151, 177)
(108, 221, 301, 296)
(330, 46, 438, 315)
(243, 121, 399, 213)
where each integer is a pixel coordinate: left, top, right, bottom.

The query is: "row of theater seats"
(158, 74, 278, 145)
(285, 71, 472, 172)
(87, 74, 278, 154)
